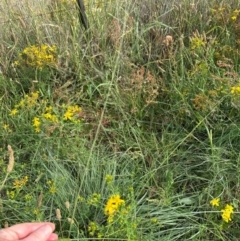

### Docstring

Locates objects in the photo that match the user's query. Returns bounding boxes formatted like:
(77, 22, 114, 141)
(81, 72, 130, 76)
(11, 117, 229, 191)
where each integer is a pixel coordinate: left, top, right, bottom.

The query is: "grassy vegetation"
(1, 0, 240, 240)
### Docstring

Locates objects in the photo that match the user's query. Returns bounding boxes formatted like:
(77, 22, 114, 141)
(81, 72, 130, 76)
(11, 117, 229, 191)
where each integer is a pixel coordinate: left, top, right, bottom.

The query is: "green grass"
(1, 0, 240, 240)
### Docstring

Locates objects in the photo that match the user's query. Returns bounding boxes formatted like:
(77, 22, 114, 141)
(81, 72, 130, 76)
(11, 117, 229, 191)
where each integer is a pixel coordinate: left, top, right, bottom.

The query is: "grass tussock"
(1, 0, 240, 240)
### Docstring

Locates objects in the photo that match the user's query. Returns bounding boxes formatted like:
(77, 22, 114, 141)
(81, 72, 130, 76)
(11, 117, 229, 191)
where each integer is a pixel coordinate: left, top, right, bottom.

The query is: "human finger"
(47, 233, 58, 241)
(23, 224, 56, 241)
(0, 222, 55, 240)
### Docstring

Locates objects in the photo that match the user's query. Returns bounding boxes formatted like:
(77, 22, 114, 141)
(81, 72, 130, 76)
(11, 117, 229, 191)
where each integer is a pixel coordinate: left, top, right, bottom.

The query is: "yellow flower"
(45, 106, 53, 112)
(63, 105, 82, 122)
(231, 86, 240, 95)
(105, 174, 113, 184)
(77, 195, 85, 202)
(210, 198, 220, 207)
(88, 193, 101, 205)
(16, 44, 57, 69)
(104, 194, 125, 222)
(6, 190, 15, 199)
(13, 176, 28, 189)
(190, 37, 206, 50)
(49, 185, 56, 194)
(25, 194, 33, 201)
(47, 180, 57, 194)
(33, 117, 41, 132)
(221, 204, 234, 223)
(231, 9, 240, 21)
(33, 208, 40, 215)
(25, 91, 39, 107)
(151, 218, 158, 223)
(10, 109, 18, 116)
(14, 60, 19, 66)
(42, 112, 58, 123)
(63, 110, 73, 120)
(15, 99, 25, 108)
(88, 222, 98, 236)
(3, 124, 9, 130)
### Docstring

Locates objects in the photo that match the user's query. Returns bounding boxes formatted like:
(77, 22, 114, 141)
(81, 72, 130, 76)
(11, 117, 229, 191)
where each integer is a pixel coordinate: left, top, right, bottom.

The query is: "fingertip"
(44, 222, 56, 231)
(48, 233, 58, 241)
(23, 223, 56, 241)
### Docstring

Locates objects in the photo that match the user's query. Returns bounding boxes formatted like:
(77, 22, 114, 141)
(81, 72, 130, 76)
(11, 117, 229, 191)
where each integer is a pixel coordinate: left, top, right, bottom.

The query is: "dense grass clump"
(1, 0, 240, 240)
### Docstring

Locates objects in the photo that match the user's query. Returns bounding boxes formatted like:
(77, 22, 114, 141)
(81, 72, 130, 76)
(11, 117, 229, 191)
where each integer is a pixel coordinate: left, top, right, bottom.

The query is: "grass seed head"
(7, 145, 14, 173)
(56, 208, 62, 220)
(65, 201, 70, 210)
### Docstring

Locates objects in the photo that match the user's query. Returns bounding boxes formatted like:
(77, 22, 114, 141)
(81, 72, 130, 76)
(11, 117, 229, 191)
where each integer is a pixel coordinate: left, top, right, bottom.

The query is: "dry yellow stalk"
(18, 16, 26, 29)
(7, 145, 14, 173)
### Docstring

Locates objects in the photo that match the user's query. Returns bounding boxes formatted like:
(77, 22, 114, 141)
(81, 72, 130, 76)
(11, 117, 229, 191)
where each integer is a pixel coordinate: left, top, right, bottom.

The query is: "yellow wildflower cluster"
(19, 91, 39, 108)
(231, 86, 240, 95)
(24, 194, 33, 201)
(13, 176, 28, 189)
(77, 195, 85, 202)
(189, 62, 208, 76)
(47, 180, 57, 194)
(42, 106, 58, 123)
(211, 7, 226, 14)
(88, 221, 99, 236)
(3, 124, 9, 130)
(33, 117, 41, 132)
(210, 7, 228, 23)
(231, 9, 240, 21)
(14, 44, 57, 69)
(10, 91, 39, 117)
(33, 208, 40, 215)
(9, 109, 18, 116)
(104, 194, 125, 222)
(190, 37, 206, 50)
(210, 197, 234, 223)
(8, 90, 83, 134)
(63, 105, 82, 123)
(6, 190, 15, 199)
(221, 204, 234, 223)
(210, 198, 220, 207)
(88, 193, 101, 205)
(105, 174, 113, 184)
